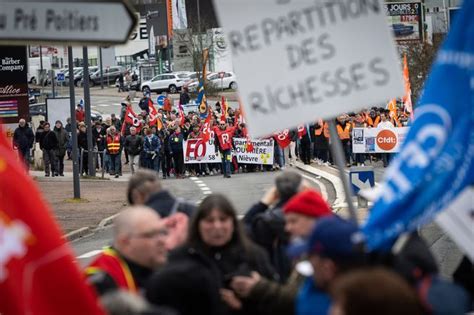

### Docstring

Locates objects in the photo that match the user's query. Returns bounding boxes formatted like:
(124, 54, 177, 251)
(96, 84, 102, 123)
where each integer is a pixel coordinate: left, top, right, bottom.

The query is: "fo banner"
(233, 138, 274, 165)
(352, 127, 409, 153)
(183, 138, 221, 164)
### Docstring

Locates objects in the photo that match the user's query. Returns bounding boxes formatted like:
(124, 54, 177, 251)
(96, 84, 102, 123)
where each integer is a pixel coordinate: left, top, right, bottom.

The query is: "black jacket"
(146, 242, 277, 315)
(77, 131, 88, 150)
(13, 125, 34, 151)
(53, 127, 69, 156)
(124, 134, 143, 156)
(145, 190, 195, 218)
(92, 127, 107, 151)
(180, 92, 190, 105)
(39, 130, 58, 150)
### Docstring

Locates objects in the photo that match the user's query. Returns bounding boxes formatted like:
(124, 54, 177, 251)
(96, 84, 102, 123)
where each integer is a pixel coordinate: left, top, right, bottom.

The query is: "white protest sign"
(352, 127, 409, 153)
(233, 138, 274, 165)
(435, 187, 474, 262)
(183, 138, 222, 164)
(213, 0, 404, 137)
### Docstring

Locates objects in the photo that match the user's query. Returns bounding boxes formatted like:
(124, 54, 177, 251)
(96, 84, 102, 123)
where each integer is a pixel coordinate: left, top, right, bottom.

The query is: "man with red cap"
(231, 189, 332, 315)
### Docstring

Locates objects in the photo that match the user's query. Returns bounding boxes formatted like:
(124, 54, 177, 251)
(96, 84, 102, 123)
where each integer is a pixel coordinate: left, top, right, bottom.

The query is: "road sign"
(157, 95, 166, 106)
(350, 167, 375, 195)
(213, 0, 404, 137)
(0, 0, 137, 45)
(57, 73, 65, 82)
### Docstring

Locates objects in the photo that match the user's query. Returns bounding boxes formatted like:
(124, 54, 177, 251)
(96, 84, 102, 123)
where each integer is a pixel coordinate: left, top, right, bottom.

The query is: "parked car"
(392, 24, 415, 37)
(89, 66, 124, 86)
(187, 72, 237, 92)
(140, 72, 188, 94)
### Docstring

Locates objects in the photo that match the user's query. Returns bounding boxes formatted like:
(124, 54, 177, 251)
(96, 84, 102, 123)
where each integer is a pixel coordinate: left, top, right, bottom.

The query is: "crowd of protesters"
(85, 169, 473, 315)
(13, 90, 413, 178)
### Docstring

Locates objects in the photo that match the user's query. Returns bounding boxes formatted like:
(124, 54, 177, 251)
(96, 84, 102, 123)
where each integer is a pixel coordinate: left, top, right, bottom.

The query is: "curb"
(98, 213, 121, 229)
(64, 227, 91, 242)
(294, 161, 346, 208)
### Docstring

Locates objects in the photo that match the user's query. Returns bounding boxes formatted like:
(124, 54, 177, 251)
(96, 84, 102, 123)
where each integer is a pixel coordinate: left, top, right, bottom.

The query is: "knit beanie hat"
(283, 189, 332, 218)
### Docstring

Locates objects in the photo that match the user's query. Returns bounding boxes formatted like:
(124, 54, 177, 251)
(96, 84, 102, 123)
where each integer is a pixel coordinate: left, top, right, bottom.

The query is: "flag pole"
(328, 119, 358, 224)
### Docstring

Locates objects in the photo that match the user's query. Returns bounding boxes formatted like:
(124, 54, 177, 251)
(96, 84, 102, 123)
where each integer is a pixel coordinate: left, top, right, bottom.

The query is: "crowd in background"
(13, 89, 413, 178)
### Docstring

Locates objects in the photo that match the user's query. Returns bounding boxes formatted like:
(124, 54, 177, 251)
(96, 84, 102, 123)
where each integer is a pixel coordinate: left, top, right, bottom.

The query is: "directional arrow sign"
(350, 168, 375, 195)
(0, 0, 137, 45)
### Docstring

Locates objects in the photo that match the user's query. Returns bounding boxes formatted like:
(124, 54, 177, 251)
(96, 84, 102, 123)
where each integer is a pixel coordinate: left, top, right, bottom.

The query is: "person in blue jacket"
(143, 127, 161, 173)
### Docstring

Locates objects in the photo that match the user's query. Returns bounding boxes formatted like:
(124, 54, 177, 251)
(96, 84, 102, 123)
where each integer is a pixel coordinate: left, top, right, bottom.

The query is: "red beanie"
(283, 190, 332, 218)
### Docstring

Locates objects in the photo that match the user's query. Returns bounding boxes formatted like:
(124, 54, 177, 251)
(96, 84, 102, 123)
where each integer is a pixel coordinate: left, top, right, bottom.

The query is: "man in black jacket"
(13, 118, 34, 169)
(38, 122, 59, 177)
(124, 126, 143, 174)
(92, 121, 107, 170)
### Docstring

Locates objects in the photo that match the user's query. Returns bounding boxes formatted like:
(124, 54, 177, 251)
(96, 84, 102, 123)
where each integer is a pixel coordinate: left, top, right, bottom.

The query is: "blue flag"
(363, 0, 474, 250)
(197, 81, 209, 119)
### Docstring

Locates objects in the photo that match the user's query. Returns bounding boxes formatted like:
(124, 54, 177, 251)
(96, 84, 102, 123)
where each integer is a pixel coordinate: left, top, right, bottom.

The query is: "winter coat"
(168, 132, 184, 154)
(13, 125, 34, 151)
(39, 130, 58, 151)
(180, 92, 190, 105)
(53, 127, 69, 157)
(146, 241, 277, 315)
(144, 135, 161, 155)
(77, 131, 88, 150)
(145, 190, 195, 218)
(92, 127, 107, 151)
(124, 134, 144, 156)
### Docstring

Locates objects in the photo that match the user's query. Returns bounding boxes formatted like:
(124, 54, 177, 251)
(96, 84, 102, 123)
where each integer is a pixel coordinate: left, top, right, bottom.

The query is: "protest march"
(0, 0, 473, 314)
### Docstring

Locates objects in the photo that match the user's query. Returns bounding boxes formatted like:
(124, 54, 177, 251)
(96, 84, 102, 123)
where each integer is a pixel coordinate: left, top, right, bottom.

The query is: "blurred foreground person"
(329, 268, 424, 315)
(146, 194, 277, 315)
(293, 216, 366, 315)
(232, 189, 333, 315)
(86, 206, 168, 296)
(127, 170, 195, 249)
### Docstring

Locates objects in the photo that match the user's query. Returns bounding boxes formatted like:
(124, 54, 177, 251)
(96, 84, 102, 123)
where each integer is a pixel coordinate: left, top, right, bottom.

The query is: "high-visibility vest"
(337, 123, 351, 140)
(314, 120, 323, 136)
(107, 134, 121, 154)
(367, 116, 380, 128)
(85, 247, 138, 293)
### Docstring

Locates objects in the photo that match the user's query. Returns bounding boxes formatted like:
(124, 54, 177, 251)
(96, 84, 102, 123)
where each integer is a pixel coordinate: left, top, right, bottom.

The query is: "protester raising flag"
(363, 0, 474, 250)
(274, 129, 292, 149)
(402, 54, 414, 120)
(200, 108, 213, 143)
(197, 49, 210, 119)
(297, 125, 307, 139)
(148, 102, 159, 127)
(178, 104, 186, 127)
(0, 126, 106, 315)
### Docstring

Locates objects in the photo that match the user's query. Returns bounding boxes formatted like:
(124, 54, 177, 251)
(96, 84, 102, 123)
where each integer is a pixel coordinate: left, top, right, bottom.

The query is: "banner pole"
(328, 119, 358, 224)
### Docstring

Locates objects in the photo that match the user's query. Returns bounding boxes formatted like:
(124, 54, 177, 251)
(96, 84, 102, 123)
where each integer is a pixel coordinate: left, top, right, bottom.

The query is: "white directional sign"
(213, 0, 404, 137)
(0, 0, 137, 45)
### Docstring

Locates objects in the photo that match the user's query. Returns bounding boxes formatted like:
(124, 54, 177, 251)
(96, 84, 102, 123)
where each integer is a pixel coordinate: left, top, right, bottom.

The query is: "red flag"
(148, 101, 159, 126)
(274, 129, 291, 149)
(178, 104, 186, 127)
(0, 126, 105, 315)
(297, 125, 307, 139)
(200, 113, 212, 143)
(124, 106, 142, 133)
(220, 96, 228, 123)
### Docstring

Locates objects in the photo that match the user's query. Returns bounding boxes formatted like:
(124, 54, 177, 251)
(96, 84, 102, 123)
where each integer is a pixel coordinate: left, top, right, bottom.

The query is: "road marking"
(203, 191, 213, 195)
(189, 177, 199, 181)
(77, 250, 102, 259)
(97, 104, 110, 107)
(197, 183, 207, 187)
(200, 187, 211, 191)
(301, 174, 329, 202)
(195, 180, 204, 184)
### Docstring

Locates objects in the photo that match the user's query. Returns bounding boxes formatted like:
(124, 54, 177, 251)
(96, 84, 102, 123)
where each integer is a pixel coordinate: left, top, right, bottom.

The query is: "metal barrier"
(79, 149, 106, 179)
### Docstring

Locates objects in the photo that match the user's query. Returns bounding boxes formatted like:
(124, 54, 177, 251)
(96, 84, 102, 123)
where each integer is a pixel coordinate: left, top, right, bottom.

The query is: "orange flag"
(402, 54, 414, 119)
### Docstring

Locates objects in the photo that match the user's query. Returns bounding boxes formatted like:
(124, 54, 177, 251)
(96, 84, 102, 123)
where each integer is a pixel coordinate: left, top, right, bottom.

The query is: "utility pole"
(82, 46, 96, 177)
(68, 47, 80, 199)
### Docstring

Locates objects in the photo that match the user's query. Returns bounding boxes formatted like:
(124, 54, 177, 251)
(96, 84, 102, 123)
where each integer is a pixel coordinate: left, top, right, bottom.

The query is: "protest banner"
(183, 137, 274, 165)
(213, 0, 404, 137)
(352, 127, 409, 153)
(183, 138, 221, 164)
(233, 138, 274, 165)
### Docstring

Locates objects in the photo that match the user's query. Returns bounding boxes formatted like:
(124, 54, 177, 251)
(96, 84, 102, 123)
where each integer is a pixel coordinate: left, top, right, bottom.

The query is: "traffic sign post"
(349, 166, 375, 208)
(157, 95, 166, 106)
(0, 0, 137, 45)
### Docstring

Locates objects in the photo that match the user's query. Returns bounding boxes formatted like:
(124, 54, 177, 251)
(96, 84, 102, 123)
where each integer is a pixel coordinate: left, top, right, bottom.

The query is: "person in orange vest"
(86, 206, 168, 296)
(106, 126, 123, 178)
(366, 109, 381, 128)
(313, 119, 330, 165)
(336, 115, 352, 166)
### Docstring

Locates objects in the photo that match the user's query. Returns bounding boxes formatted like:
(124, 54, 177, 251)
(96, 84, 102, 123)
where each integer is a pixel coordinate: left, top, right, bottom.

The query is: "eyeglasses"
(130, 229, 168, 239)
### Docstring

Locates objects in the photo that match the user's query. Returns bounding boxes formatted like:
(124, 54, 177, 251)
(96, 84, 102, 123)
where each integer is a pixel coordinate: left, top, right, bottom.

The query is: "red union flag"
(274, 129, 291, 149)
(0, 126, 105, 315)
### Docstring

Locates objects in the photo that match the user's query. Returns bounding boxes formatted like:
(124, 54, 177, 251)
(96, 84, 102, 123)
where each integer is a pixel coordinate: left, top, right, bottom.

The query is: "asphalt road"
(72, 169, 331, 266)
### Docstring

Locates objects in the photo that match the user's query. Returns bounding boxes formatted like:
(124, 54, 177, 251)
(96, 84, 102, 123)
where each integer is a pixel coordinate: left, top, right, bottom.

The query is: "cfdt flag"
(0, 126, 105, 315)
(363, 0, 474, 250)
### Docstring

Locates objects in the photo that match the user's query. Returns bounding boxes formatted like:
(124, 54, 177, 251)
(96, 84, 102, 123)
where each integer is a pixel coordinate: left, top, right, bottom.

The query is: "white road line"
(197, 183, 207, 187)
(200, 187, 211, 191)
(189, 177, 199, 181)
(77, 250, 102, 259)
(301, 174, 329, 202)
(203, 191, 213, 195)
(97, 104, 110, 107)
(195, 180, 204, 184)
